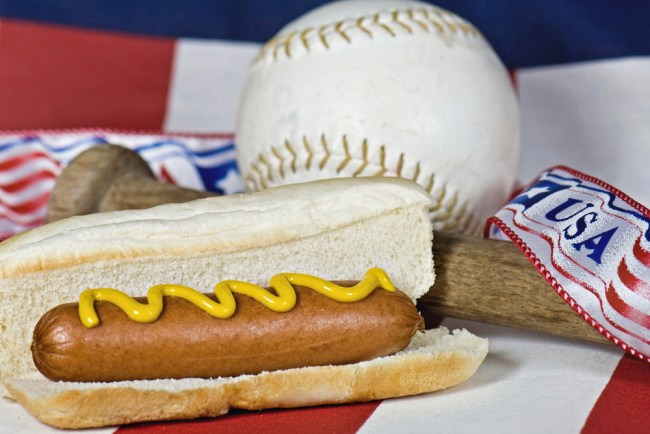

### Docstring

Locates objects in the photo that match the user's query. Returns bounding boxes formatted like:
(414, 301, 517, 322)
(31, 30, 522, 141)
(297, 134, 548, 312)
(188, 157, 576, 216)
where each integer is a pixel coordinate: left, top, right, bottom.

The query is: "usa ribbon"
(485, 166, 650, 360)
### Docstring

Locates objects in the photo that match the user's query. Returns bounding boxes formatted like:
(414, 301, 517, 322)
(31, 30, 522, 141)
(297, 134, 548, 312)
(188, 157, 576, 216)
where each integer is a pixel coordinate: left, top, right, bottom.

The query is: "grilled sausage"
(32, 282, 424, 382)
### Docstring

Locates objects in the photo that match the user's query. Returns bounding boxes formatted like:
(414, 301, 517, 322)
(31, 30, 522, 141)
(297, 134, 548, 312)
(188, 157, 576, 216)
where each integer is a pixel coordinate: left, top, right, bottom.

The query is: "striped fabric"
(0, 15, 648, 434)
(0, 131, 239, 238)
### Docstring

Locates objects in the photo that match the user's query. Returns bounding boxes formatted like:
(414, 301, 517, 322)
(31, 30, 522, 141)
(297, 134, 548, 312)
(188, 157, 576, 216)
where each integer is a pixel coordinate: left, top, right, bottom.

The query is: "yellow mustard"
(78, 267, 396, 328)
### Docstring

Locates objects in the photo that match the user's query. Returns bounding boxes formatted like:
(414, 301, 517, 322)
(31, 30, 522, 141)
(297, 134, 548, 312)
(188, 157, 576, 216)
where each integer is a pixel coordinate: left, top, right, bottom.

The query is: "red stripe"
(0, 150, 56, 171)
(605, 283, 650, 332)
(508, 68, 518, 93)
(582, 354, 650, 433)
(633, 237, 650, 267)
(618, 258, 650, 299)
(158, 165, 177, 185)
(0, 169, 57, 193)
(1, 191, 50, 215)
(0, 19, 175, 130)
(115, 402, 380, 434)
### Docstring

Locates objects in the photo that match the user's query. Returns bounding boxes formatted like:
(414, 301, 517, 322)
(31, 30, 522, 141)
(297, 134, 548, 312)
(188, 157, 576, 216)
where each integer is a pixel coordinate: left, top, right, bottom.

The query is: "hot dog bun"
(0, 177, 487, 429)
(7, 327, 486, 429)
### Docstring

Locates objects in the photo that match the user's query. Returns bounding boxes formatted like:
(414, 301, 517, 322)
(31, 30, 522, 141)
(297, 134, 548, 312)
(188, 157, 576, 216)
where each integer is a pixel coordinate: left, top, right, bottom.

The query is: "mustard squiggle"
(78, 267, 396, 328)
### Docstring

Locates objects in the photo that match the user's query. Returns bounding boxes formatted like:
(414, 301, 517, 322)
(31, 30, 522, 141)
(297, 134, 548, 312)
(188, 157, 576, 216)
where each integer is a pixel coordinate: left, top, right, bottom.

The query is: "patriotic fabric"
(0, 131, 240, 238)
(1, 2, 650, 433)
(486, 166, 650, 361)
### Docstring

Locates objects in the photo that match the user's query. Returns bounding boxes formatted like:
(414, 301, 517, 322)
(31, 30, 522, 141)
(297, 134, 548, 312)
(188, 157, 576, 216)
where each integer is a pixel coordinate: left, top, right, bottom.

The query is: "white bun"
(0, 177, 487, 429)
(6, 327, 487, 429)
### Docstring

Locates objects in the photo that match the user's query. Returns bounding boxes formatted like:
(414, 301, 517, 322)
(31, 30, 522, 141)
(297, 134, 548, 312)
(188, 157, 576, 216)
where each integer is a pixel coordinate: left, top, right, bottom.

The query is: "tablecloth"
(0, 5, 649, 433)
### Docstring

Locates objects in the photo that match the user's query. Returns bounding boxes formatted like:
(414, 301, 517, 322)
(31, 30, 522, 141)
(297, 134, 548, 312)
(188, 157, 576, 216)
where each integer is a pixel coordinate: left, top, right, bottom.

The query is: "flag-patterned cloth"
(0, 7, 649, 434)
(0, 131, 240, 238)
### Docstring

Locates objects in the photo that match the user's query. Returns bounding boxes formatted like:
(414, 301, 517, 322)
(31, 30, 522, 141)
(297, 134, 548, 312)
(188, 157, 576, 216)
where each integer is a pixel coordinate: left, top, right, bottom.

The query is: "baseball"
(235, 0, 519, 234)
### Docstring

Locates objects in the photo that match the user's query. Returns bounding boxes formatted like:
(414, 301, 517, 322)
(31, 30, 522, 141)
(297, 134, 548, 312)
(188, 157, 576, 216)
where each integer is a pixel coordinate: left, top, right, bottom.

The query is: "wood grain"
(46, 144, 212, 222)
(46, 144, 610, 344)
(419, 231, 609, 344)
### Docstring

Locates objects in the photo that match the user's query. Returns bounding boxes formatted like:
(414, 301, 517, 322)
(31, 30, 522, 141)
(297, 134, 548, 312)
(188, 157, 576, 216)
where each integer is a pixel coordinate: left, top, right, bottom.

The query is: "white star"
(215, 169, 244, 195)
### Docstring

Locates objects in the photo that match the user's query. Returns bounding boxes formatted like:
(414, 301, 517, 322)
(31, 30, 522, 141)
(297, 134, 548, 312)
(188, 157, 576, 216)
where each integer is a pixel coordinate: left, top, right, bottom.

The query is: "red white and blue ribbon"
(0, 130, 242, 239)
(486, 166, 650, 361)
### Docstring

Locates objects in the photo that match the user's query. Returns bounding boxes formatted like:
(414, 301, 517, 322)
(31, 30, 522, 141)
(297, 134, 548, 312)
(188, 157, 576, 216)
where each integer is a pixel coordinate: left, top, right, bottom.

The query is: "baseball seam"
(243, 135, 480, 234)
(256, 5, 482, 63)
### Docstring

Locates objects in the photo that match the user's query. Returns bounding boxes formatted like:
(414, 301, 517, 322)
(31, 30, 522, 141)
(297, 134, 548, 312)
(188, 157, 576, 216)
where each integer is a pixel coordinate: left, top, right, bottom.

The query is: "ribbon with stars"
(485, 166, 650, 361)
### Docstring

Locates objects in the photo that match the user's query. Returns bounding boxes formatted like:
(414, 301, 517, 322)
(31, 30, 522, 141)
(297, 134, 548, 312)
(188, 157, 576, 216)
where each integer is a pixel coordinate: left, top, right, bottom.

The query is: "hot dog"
(32, 272, 424, 382)
(0, 177, 488, 429)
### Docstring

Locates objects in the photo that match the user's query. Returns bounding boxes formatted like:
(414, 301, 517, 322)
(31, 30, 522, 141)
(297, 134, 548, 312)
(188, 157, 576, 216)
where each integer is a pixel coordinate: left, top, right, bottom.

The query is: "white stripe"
(193, 149, 238, 168)
(359, 319, 622, 434)
(136, 143, 237, 168)
(164, 38, 260, 133)
(23, 133, 235, 156)
(0, 159, 60, 185)
(0, 209, 46, 232)
(518, 56, 650, 208)
(0, 178, 55, 208)
(146, 158, 204, 190)
(0, 140, 51, 159)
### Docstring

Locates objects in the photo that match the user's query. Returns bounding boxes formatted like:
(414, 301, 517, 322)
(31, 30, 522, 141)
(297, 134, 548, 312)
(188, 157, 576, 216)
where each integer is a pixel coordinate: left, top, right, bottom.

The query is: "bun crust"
(5, 328, 488, 429)
(0, 177, 432, 278)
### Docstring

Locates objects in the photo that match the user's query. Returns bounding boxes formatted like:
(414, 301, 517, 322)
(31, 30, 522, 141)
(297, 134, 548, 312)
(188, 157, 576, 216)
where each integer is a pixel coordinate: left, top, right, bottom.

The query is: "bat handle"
(46, 144, 216, 223)
(419, 230, 609, 344)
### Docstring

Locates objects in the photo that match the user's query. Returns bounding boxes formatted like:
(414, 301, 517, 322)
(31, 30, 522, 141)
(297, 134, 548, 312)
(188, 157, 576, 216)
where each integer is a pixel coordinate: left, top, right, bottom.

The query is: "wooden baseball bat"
(46, 144, 609, 345)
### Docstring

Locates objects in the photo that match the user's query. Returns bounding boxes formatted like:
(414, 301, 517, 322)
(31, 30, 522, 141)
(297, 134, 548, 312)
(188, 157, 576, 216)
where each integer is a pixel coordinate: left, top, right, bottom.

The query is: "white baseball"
(235, 0, 519, 234)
